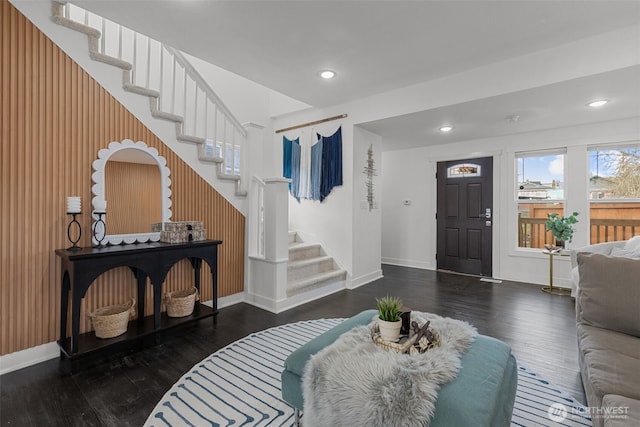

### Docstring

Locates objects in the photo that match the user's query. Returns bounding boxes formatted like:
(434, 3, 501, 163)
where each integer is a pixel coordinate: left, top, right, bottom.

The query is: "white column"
(263, 178, 290, 262)
(246, 176, 291, 312)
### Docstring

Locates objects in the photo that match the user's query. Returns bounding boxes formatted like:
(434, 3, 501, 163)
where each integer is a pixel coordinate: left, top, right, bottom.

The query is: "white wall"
(352, 127, 383, 287)
(381, 117, 640, 287)
(381, 149, 434, 269)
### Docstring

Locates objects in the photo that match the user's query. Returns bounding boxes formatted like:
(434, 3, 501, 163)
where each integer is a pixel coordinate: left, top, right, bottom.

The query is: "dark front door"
(437, 157, 493, 276)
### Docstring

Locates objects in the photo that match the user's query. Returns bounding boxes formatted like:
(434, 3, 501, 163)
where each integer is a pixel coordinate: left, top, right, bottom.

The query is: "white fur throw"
(302, 312, 477, 427)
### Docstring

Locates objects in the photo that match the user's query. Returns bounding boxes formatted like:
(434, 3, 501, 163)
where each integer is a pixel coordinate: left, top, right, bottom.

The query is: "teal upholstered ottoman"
(281, 310, 518, 426)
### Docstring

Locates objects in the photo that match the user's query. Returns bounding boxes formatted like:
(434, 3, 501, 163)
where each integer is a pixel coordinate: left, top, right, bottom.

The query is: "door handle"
(474, 209, 492, 219)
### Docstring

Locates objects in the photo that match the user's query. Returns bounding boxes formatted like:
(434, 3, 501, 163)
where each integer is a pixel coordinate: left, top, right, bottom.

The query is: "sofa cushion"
(602, 394, 640, 427)
(623, 235, 640, 252)
(610, 247, 640, 259)
(577, 323, 640, 406)
(577, 252, 640, 337)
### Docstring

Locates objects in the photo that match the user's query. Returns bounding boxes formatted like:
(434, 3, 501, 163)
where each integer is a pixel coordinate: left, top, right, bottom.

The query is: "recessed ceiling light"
(319, 70, 336, 79)
(587, 99, 608, 108)
(439, 125, 453, 133)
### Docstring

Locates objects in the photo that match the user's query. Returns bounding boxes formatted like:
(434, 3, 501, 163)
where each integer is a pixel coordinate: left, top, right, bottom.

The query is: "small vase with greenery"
(545, 211, 579, 248)
(376, 295, 403, 342)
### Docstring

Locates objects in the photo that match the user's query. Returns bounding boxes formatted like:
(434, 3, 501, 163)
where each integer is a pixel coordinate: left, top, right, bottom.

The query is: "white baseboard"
(245, 279, 346, 313)
(349, 269, 383, 289)
(381, 258, 433, 270)
(0, 342, 59, 376)
(201, 292, 245, 309)
(244, 292, 279, 313)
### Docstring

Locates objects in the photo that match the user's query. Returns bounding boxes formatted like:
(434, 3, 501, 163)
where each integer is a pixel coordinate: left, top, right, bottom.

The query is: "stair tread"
(287, 255, 333, 268)
(52, 16, 101, 38)
(217, 173, 241, 181)
(90, 52, 132, 70)
(288, 269, 346, 287)
(123, 84, 159, 97)
(152, 110, 183, 122)
(198, 155, 224, 163)
(288, 241, 320, 250)
(177, 134, 206, 144)
(288, 231, 301, 244)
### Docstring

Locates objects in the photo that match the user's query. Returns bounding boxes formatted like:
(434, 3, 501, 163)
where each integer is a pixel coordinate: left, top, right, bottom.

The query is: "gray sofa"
(570, 240, 626, 297)
(571, 240, 640, 427)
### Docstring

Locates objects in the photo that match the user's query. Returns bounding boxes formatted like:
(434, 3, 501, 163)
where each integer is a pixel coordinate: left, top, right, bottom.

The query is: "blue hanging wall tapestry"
(282, 136, 300, 201)
(282, 126, 343, 202)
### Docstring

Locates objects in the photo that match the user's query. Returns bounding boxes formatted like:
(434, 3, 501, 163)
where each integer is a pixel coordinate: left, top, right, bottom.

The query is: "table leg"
(135, 269, 146, 323)
(60, 272, 70, 358)
(549, 252, 554, 289)
(542, 252, 572, 296)
(71, 287, 82, 354)
(153, 281, 162, 329)
(189, 257, 202, 295)
(212, 246, 218, 325)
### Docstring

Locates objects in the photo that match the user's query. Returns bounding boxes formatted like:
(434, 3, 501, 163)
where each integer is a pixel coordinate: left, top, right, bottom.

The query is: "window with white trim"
(516, 150, 566, 248)
(588, 144, 640, 243)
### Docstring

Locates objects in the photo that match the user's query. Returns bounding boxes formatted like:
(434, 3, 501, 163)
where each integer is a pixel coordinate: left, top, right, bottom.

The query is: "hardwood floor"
(0, 265, 585, 426)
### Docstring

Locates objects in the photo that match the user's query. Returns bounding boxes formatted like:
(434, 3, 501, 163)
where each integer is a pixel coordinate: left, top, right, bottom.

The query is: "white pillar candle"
(94, 198, 107, 212)
(67, 196, 81, 213)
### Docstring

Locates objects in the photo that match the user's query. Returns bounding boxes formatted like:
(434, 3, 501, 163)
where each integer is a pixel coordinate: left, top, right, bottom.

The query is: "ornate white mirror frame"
(91, 139, 172, 245)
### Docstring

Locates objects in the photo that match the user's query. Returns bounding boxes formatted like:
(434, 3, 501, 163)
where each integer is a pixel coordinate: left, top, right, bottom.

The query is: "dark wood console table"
(55, 240, 222, 362)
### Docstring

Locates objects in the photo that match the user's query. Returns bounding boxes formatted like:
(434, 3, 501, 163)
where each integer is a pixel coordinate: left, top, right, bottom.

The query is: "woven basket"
(90, 299, 136, 339)
(165, 287, 199, 318)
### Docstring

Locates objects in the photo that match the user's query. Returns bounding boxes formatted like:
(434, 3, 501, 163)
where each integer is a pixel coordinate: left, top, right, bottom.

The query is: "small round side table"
(541, 249, 572, 296)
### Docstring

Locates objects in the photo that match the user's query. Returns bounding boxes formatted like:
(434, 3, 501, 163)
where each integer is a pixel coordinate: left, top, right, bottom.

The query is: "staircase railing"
(59, 2, 247, 189)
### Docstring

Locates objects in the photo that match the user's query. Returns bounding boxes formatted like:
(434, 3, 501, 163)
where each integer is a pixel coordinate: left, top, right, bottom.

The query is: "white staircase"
(287, 231, 346, 297)
(51, 1, 248, 197)
(45, 1, 349, 312)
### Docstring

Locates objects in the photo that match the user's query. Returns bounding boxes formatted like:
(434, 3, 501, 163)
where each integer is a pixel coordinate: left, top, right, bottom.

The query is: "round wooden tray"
(370, 323, 440, 354)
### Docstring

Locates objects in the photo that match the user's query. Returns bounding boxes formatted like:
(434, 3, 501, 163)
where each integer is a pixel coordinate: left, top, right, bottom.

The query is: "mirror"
(92, 139, 172, 245)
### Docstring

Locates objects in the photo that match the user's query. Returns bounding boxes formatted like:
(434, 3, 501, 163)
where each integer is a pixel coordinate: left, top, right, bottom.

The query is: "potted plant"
(545, 211, 579, 248)
(376, 295, 403, 342)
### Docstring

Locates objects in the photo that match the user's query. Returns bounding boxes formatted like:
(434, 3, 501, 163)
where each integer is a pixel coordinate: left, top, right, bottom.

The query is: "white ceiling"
(361, 65, 640, 150)
(73, 0, 640, 149)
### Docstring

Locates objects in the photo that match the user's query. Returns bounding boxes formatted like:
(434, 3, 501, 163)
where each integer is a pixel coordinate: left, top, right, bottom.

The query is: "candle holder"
(92, 211, 107, 248)
(66, 212, 82, 251)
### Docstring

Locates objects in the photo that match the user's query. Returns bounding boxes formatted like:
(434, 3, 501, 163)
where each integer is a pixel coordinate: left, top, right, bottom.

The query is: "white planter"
(378, 318, 402, 342)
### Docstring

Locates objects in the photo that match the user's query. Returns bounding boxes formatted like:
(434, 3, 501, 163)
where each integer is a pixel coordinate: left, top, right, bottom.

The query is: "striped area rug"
(145, 319, 592, 427)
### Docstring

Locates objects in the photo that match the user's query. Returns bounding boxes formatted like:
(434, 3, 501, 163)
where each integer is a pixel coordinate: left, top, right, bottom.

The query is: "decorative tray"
(371, 321, 440, 355)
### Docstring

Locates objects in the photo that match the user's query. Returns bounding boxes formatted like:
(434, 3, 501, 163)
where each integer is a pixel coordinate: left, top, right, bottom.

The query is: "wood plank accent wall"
(0, 2, 245, 355)
(105, 161, 162, 234)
